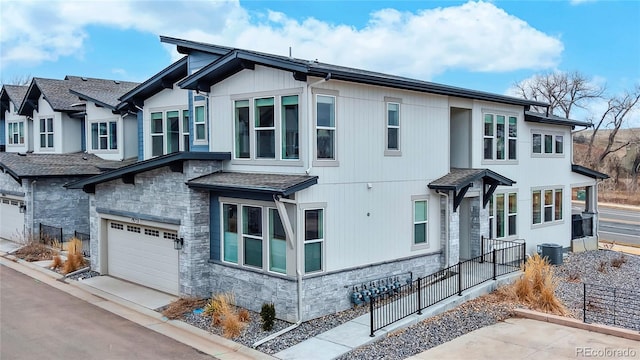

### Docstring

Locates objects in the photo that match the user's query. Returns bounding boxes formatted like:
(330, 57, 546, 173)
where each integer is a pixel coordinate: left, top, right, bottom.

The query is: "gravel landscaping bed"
(173, 249, 638, 359)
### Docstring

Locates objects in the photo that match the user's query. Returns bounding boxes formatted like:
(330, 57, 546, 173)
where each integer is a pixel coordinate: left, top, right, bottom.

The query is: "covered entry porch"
(429, 168, 516, 265)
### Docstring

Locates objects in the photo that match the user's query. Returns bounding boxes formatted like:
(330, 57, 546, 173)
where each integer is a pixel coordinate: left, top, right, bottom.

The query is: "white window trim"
(231, 91, 303, 165)
(193, 98, 207, 144)
(302, 207, 325, 274)
(531, 186, 565, 228)
(411, 195, 429, 250)
(89, 119, 118, 152)
(219, 198, 291, 276)
(481, 110, 519, 164)
(39, 117, 54, 149)
(7, 121, 25, 145)
(531, 129, 566, 158)
(148, 107, 189, 158)
(384, 97, 402, 156)
(488, 191, 518, 239)
(312, 89, 339, 167)
(299, 202, 327, 274)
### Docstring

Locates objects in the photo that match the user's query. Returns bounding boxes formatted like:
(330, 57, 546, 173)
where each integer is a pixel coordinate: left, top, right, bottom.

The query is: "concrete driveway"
(408, 317, 639, 359)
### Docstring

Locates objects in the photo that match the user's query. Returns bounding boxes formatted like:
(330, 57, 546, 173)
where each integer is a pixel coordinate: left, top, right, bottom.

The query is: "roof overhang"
(571, 164, 609, 180)
(18, 80, 41, 116)
(187, 171, 318, 197)
(65, 151, 231, 193)
(160, 35, 234, 56)
(178, 50, 308, 91)
(428, 168, 515, 211)
(525, 111, 591, 128)
(117, 57, 188, 110)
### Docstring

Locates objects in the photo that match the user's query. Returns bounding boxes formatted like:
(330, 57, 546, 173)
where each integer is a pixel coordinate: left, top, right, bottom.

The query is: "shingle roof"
(18, 76, 137, 115)
(0, 152, 135, 180)
(69, 77, 139, 109)
(118, 57, 188, 108)
(428, 168, 515, 191)
(187, 171, 318, 196)
(2, 85, 29, 108)
(571, 164, 609, 180)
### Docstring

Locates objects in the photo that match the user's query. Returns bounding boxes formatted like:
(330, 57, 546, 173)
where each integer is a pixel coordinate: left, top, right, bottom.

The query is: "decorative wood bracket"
(122, 173, 135, 185)
(453, 184, 472, 212)
(483, 182, 499, 207)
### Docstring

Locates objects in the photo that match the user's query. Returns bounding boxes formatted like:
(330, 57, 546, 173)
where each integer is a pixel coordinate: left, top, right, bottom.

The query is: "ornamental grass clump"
(62, 238, 86, 274)
(204, 293, 246, 339)
(499, 253, 568, 316)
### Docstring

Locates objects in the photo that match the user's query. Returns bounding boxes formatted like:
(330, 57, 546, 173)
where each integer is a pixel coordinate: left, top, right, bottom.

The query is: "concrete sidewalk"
(408, 316, 639, 359)
(274, 272, 521, 360)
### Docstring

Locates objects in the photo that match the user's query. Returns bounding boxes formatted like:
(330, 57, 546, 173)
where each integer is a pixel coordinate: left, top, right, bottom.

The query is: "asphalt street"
(0, 265, 215, 360)
(598, 206, 640, 246)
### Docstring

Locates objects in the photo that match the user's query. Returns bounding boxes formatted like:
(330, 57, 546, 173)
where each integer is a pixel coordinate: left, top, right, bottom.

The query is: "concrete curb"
(514, 309, 640, 341)
(0, 252, 275, 360)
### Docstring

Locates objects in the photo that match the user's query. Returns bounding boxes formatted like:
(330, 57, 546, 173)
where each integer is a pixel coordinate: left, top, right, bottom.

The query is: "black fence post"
(457, 262, 462, 296)
(480, 236, 484, 263)
(417, 277, 422, 315)
(493, 249, 497, 280)
(39, 223, 42, 243)
(583, 283, 587, 323)
(369, 297, 375, 337)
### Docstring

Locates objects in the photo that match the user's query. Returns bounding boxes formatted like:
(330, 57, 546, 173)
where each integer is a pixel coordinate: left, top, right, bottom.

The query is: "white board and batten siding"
(106, 220, 180, 295)
(207, 65, 452, 271)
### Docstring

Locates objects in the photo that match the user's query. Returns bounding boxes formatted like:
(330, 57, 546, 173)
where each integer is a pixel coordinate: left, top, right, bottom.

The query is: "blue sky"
(1, 0, 638, 123)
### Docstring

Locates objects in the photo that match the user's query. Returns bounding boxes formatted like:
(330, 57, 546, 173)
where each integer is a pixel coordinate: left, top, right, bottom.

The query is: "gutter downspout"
(30, 179, 36, 240)
(252, 195, 302, 348)
(437, 190, 450, 268)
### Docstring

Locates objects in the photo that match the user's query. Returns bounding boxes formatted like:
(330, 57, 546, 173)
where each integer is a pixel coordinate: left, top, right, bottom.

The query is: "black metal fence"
(583, 283, 640, 331)
(39, 223, 90, 257)
(39, 223, 63, 244)
(370, 240, 525, 336)
(74, 231, 91, 257)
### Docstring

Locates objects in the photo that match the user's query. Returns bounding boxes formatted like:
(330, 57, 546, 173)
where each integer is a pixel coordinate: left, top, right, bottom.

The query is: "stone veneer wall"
(209, 252, 442, 322)
(88, 160, 221, 294)
(32, 177, 90, 240)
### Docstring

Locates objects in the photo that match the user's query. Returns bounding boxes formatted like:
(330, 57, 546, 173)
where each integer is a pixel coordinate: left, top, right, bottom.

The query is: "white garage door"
(107, 220, 179, 295)
(0, 197, 25, 241)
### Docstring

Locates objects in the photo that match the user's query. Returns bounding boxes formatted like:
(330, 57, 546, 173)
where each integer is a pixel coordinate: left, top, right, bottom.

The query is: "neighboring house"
(1, 85, 30, 153)
(0, 76, 137, 242)
(69, 79, 139, 161)
(67, 36, 607, 322)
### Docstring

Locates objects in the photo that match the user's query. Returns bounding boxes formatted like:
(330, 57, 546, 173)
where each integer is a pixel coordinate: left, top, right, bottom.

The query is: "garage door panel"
(0, 198, 25, 242)
(107, 221, 179, 295)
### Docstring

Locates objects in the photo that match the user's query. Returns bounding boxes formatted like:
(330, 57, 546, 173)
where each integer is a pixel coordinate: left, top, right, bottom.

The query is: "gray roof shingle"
(2, 85, 29, 108)
(68, 77, 139, 109)
(428, 168, 515, 191)
(0, 152, 136, 179)
(188, 171, 318, 196)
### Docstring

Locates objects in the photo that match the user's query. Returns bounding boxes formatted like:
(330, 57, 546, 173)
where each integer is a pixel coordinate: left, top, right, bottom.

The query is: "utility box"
(576, 189, 586, 201)
(538, 243, 563, 265)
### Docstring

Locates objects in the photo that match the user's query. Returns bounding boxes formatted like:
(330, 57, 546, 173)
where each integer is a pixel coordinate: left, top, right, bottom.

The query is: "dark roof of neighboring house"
(428, 168, 515, 191)
(117, 57, 188, 110)
(65, 151, 232, 193)
(572, 164, 609, 180)
(525, 111, 591, 128)
(0, 152, 136, 182)
(187, 171, 318, 196)
(69, 78, 139, 110)
(1, 85, 29, 114)
(18, 76, 135, 116)
(170, 37, 548, 108)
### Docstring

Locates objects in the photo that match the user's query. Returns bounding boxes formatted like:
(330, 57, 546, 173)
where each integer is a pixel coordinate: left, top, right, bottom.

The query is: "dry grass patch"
(498, 254, 569, 316)
(162, 297, 207, 320)
(50, 255, 63, 269)
(610, 254, 627, 268)
(14, 242, 58, 262)
(204, 293, 247, 339)
(61, 238, 86, 274)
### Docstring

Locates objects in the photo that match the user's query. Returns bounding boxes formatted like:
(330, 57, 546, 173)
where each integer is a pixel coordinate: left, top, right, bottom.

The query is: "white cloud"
(0, 0, 563, 81)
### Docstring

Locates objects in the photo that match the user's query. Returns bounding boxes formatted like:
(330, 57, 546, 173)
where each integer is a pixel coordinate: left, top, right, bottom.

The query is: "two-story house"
(67, 37, 606, 322)
(0, 76, 137, 242)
